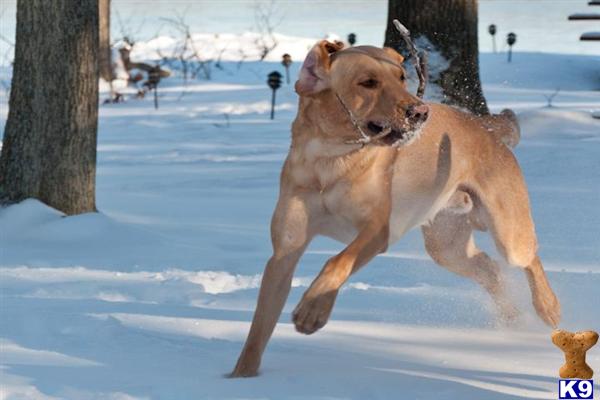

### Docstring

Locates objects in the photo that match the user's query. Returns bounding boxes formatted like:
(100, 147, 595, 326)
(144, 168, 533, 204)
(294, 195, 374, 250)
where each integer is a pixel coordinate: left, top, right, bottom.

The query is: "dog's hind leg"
(474, 167, 561, 327)
(231, 195, 313, 378)
(422, 205, 519, 324)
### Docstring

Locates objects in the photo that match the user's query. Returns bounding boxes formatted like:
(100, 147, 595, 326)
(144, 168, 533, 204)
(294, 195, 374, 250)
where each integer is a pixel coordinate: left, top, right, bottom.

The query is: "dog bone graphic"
(552, 329, 598, 379)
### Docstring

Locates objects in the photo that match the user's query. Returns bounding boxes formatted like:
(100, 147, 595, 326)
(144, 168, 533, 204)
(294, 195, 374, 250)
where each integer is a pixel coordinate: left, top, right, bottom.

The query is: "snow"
(129, 32, 317, 63)
(1, 6, 600, 399)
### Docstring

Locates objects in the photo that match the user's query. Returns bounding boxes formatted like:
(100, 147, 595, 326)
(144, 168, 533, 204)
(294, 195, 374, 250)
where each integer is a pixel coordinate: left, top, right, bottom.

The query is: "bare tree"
(0, 0, 99, 215)
(99, 0, 113, 82)
(114, 8, 146, 47)
(385, 0, 489, 115)
(253, 0, 283, 61)
(543, 88, 560, 108)
(160, 11, 213, 81)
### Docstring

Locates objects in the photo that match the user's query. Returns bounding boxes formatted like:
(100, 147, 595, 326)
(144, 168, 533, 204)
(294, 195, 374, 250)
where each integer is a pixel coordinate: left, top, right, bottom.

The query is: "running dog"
(231, 41, 560, 377)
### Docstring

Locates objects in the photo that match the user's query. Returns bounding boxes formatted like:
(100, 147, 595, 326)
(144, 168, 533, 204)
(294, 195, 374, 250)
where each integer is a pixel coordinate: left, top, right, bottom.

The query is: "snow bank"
(518, 108, 600, 139)
(128, 32, 320, 64)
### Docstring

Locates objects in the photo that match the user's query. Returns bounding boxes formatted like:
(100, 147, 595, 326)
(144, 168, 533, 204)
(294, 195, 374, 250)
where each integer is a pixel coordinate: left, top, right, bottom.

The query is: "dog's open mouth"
(366, 121, 423, 146)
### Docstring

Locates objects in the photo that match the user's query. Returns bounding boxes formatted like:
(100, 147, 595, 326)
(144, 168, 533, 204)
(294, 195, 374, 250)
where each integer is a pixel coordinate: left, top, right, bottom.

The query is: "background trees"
(99, 0, 113, 83)
(385, 0, 489, 115)
(0, 0, 99, 215)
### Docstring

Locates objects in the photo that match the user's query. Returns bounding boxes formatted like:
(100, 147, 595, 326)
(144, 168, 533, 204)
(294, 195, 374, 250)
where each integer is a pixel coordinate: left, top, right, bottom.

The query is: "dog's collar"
(335, 93, 369, 143)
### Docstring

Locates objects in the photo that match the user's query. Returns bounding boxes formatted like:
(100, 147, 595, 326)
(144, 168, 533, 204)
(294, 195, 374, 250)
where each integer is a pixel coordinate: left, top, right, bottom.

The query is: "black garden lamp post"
(507, 32, 517, 63)
(488, 24, 497, 53)
(267, 71, 282, 120)
(281, 53, 292, 84)
(348, 33, 357, 46)
(147, 65, 162, 109)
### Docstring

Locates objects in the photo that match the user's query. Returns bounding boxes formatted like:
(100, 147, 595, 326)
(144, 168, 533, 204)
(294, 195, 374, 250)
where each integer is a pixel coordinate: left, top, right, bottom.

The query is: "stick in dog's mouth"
(364, 120, 425, 147)
(392, 19, 428, 100)
(344, 121, 393, 146)
(344, 119, 426, 147)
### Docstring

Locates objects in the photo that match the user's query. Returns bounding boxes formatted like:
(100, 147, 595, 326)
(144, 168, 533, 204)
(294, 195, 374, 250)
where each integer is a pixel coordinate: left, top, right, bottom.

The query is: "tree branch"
(392, 19, 428, 99)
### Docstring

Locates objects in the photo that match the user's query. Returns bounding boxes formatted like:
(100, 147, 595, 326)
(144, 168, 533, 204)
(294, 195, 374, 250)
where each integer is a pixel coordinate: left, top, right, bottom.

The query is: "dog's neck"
(288, 97, 380, 190)
(292, 96, 360, 150)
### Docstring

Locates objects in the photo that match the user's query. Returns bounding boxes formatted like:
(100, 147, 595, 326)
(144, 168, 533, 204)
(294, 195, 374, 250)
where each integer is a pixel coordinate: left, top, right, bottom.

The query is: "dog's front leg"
(231, 194, 313, 378)
(293, 218, 389, 334)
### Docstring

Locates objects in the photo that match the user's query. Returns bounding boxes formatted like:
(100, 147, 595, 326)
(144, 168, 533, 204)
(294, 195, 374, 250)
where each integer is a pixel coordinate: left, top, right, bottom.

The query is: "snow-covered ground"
(1, 18, 600, 400)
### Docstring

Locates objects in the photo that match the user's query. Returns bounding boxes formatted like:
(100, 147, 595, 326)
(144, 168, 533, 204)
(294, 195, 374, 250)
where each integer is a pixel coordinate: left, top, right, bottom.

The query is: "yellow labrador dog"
(231, 41, 560, 377)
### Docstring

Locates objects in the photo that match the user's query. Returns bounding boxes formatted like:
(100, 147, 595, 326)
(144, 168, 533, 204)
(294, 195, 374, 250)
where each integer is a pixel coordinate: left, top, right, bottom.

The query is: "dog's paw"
(230, 348, 261, 378)
(229, 368, 258, 378)
(532, 288, 561, 328)
(230, 359, 260, 378)
(292, 289, 338, 335)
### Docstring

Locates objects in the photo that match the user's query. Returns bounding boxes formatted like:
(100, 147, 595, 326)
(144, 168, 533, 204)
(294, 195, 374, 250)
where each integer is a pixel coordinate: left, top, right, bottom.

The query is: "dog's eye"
(400, 74, 406, 82)
(359, 78, 379, 89)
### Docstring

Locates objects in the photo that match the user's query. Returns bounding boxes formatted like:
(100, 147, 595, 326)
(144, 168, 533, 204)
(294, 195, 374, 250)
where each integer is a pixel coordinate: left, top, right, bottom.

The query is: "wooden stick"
(392, 19, 427, 99)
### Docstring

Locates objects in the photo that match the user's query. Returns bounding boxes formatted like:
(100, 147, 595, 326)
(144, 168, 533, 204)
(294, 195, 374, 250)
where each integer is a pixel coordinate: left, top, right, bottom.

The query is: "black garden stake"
(281, 54, 292, 84)
(507, 32, 517, 63)
(147, 65, 162, 109)
(348, 33, 357, 46)
(267, 71, 282, 120)
(488, 24, 497, 53)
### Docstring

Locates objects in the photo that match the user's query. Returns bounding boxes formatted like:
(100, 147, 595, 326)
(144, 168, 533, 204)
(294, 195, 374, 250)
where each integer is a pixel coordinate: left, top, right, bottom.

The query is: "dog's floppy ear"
(383, 47, 404, 64)
(295, 40, 344, 96)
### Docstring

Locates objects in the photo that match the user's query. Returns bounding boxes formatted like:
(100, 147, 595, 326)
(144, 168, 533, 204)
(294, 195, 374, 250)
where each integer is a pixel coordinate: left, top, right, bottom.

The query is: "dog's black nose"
(406, 104, 429, 123)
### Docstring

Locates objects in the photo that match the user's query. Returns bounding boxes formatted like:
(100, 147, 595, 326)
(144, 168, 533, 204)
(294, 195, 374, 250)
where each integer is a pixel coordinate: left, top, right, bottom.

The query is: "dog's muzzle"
(366, 104, 430, 146)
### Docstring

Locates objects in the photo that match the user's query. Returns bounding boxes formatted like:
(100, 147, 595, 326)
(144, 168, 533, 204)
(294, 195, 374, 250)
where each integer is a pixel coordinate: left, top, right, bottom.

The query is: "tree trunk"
(385, 0, 489, 115)
(0, 0, 99, 215)
(99, 0, 113, 82)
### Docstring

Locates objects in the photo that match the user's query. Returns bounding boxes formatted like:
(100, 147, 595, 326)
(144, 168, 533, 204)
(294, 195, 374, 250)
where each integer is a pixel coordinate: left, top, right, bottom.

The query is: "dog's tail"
(482, 109, 521, 148)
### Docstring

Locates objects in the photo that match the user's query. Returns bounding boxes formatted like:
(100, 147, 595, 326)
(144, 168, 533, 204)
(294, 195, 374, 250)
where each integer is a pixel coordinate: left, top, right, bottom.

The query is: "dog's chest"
(320, 180, 351, 214)
(317, 167, 386, 229)
(316, 183, 362, 242)
(290, 141, 394, 232)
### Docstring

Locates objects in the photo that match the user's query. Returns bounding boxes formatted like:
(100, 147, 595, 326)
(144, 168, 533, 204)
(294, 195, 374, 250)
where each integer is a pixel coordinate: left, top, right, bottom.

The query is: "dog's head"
(295, 41, 429, 146)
